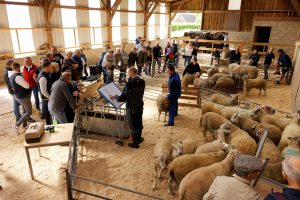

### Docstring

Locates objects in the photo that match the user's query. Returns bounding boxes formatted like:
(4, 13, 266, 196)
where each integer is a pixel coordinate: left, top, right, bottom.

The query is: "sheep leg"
(153, 163, 157, 190)
(168, 178, 175, 195)
(264, 88, 266, 96)
(164, 112, 167, 122)
(202, 126, 208, 141)
(157, 112, 161, 122)
(259, 88, 261, 95)
(157, 168, 163, 179)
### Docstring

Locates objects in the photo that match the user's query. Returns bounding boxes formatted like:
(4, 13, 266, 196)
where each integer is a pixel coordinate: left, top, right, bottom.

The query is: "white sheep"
(178, 149, 241, 200)
(223, 122, 258, 155)
(200, 112, 230, 141)
(210, 93, 239, 106)
(243, 75, 266, 96)
(153, 137, 183, 190)
(281, 136, 300, 159)
(195, 125, 230, 154)
(222, 105, 275, 120)
(207, 66, 219, 77)
(263, 162, 286, 184)
(254, 123, 282, 146)
(181, 138, 200, 154)
(156, 93, 169, 122)
(251, 106, 291, 131)
(278, 114, 300, 151)
(229, 64, 258, 79)
(255, 128, 281, 163)
(167, 148, 228, 194)
(210, 73, 227, 86)
(201, 101, 225, 122)
(215, 77, 235, 93)
(182, 72, 201, 88)
(193, 77, 211, 89)
(231, 112, 259, 134)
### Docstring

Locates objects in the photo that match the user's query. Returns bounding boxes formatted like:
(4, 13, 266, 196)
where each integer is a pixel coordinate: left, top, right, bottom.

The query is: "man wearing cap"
(203, 155, 264, 200)
(265, 156, 300, 200)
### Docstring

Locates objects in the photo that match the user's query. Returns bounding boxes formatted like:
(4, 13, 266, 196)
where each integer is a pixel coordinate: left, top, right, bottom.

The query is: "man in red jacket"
(23, 57, 40, 111)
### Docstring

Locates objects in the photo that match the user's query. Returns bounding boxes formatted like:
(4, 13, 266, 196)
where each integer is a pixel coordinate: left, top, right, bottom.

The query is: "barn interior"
(0, 0, 300, 200)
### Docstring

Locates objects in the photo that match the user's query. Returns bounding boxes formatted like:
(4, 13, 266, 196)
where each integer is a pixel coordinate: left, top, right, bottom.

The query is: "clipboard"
(98, 82, 124, 109)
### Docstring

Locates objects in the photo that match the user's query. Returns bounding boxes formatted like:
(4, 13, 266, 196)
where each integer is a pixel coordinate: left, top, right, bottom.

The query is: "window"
(5, 0, 35, 57)
(228, 0, 241, 10)
(111, 0, 121, 45)
(89, 0, 102, 48)
(128, 0, 136, 41)
(60, 0, 79, 50)
(148, 14, 155, 40)
(160, 4, 167, 39)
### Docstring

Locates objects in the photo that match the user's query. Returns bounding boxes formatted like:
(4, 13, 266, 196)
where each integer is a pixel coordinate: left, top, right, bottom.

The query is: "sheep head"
(255, 128, 269, 139)
(242, 75, 249, 80)
(251, 106, 264, 121)
(172, 141, 183, 157)
(220, 141, 235, 152)
(287, 136, 300, 150)
(231, 94, 239, 105)
(231, 113, 242, 126)
(292, 112, 300, 125)
(261, 105, 276, 114)
(220, 123, 231, 132)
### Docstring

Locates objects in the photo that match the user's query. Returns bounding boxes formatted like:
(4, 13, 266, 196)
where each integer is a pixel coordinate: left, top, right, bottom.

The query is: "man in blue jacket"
(165, 65, 181, 126)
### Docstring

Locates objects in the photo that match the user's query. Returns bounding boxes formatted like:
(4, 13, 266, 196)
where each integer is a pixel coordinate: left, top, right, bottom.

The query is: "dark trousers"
(65, 102, 75, 123)
(264, 64, 270, 78)
(43, 99, 51, 125)
(137, 65, 143, 76)
(168, 99, 178, 125)
(127, 107, 143, 145)
(119, 65, 127, 82)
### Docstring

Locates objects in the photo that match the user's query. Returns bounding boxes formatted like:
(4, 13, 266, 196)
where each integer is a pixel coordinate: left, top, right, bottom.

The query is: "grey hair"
(282, 156, 300, 183)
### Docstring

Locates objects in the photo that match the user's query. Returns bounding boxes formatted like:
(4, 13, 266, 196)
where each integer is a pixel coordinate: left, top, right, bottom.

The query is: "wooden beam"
(101, 0, 107, 8)
(144, 0, 159, 23)
(111, 0, 122, 18)
(291, 0, 300, 16)
(144, 0, 148, 40)
(107, 0, 112, 45)
(169, 0, 189, 23)
(138, 0, 144, 9)
(201, 0, 205, 29)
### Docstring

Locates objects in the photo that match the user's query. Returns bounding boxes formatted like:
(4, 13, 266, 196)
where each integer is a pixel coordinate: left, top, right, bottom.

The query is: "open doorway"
(253, 26, 271, 52)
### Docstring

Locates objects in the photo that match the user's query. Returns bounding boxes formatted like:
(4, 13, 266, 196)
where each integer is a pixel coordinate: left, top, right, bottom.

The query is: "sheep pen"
(0, 67, 294, 200)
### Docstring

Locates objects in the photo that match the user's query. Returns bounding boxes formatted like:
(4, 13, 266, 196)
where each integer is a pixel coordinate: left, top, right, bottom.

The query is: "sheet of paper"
(98, 82, 124, 109)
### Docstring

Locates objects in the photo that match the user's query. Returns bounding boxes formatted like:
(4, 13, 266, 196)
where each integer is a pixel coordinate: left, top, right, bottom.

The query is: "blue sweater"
(72, 55, 83, 71)
(168, 72, 181, 100)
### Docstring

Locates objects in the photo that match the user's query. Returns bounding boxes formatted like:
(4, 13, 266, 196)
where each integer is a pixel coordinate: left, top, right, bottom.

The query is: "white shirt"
(39, 76, 50, 99)
(8, 71, 29, 89)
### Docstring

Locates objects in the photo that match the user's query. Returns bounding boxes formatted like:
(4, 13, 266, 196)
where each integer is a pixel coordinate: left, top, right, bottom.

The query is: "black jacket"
(183, 63, 201, 77)
(128, 52, 138, 66)
(117, 76, 145, 108)
(4, 67, 14, 95)
(153, 46, 162, 60)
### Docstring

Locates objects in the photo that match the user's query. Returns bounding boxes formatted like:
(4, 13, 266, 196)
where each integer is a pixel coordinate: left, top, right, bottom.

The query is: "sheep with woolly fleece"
(156, 93, 169, 122)
(214, 77, 235, 93)
(195, 124, 230, 154)
(181, 138, 200, 154)
(167, 147, 229, 194)
(231, 112, 259, 134)
(221, 105, 275, 120)
(222, 122, 258, 155)
(193, 77, 210, 89)
(182, 72, 201, 88)
(253, 123, 282, 146)
(228, 64, 258, 79)
(262, 162, 286, 184)
(210, 93, 239, 106)
(200, 112, 230, 141)
(255, 128, 281, 163)
(251, 106, 291, 131)
(210, 73, 227, 86)
(207, 66, 219, 77)
(243, 75, 266, 96)
(278, 113, 300, 151)
(281, 136, 300, 159)
(178, 149, 241, 200)
(153, 137, 183, 190)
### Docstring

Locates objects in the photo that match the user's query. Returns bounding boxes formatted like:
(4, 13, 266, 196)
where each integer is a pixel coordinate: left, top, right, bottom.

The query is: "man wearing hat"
(203, 155, 264, 200)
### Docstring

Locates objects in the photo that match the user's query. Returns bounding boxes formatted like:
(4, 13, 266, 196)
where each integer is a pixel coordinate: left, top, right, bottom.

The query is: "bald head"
(74, 49, 81, 56)
(61, 72, 72, 83)
(282, 156, 300, 184)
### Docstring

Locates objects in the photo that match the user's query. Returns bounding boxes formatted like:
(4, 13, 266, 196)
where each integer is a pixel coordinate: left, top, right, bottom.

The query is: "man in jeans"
(9, 62, 32, 134)
(23, 57, 40, 111)
(48, 72, 75, 124)
(152, 42, 162, 76)
(263, 48, 275, 79)
(4, 59, 21, 122)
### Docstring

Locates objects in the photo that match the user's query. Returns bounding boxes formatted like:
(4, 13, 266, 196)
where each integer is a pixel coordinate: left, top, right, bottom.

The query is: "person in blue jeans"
(164, 65, 181, 126)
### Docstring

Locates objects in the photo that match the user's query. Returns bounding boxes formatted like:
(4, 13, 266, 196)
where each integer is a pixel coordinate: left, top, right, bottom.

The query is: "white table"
(24, 123, 74, 180)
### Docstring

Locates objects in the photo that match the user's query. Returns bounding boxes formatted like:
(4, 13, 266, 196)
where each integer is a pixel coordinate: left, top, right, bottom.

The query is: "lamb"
(167, 148, 229, 194)
(207, 66, 219, 77)
(278, 114, 300, 151)
(200, 112, 230, 140)
(281, 136, 300, 159)
(228, 64, 258, 79)
(251, 106, 291, 131)
(181, 138, 200, 154)
(255, 128, 281, 163)
(153, 137, 183, 190)
(201, 101, 225, 120)
(214, 77, 235, 93)
(156, 93, 169, 122)
(195, 125, 230, 154)
(178, 149, 241, 200)
(182, 72, 201, 88)
(231, 112, 259, 135)
(253, 123, 282, 146)
(193, 77, 211, 89)
(210, 93, 239, 106)
(221, 105, 275, 120)
(243, 75, 266, 96)
(222, 122, 258, 155)
(210, 73, 227, 86)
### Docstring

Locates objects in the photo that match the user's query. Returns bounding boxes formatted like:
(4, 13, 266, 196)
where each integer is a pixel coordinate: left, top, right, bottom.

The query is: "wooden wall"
(170, 0, 298, 31)
(292, 41, 300, 113)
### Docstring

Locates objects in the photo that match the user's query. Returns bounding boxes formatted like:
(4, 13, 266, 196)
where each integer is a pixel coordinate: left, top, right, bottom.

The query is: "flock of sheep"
(154, 90, 300, 199)
(184, 63, 267, 95)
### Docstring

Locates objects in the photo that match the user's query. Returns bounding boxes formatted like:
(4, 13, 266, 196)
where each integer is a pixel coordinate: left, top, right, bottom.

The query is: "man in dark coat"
(165, 65, 181, 126)
(112, 67, 145, 149)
